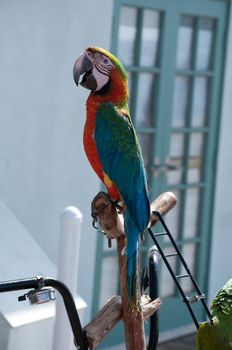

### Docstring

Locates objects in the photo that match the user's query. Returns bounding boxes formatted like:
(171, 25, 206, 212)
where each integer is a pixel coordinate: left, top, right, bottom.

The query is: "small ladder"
(147, 211, 213, 329)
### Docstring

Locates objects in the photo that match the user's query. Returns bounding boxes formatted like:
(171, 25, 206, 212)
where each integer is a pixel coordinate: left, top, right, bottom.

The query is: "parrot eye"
(103, 57, 110, 65)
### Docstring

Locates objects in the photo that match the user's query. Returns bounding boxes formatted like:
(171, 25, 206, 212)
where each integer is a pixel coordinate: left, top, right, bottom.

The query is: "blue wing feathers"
(95, 102, 150, 229)
(95, 102, 150, 301)
(95, 102, 150, 230)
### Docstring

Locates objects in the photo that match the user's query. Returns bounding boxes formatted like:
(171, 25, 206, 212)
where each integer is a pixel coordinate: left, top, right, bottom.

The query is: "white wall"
(0, 0, 113, 323)
(209, 5, 232, 302)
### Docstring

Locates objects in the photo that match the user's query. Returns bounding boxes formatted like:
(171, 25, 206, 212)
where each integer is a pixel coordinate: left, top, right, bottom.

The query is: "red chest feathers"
(83, 99, 120, 200)
(83, 69, 128, 200)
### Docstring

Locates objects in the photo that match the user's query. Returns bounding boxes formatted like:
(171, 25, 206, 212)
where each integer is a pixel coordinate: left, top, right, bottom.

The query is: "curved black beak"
(73, 52, 97, 91)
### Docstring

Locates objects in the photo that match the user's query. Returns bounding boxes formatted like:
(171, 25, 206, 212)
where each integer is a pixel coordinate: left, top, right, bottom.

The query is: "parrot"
(197, 279, 232, 349)
(73, 47, 150, 308)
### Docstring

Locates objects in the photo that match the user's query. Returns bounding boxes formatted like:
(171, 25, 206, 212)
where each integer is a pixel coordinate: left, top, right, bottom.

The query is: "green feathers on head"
(87, 47, 128, 81)
(211, 279, 232, 318)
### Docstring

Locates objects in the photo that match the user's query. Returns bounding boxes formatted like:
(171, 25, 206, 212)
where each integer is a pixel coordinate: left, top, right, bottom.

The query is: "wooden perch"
(84, 295, 161, 349)
(88, 191, 177, 349)
(150, 191, 177, 227)
(91, 191, 177, 237)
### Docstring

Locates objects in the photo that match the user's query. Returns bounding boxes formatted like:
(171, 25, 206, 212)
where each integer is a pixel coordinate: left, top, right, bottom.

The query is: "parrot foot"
(90, 191, 125, 240)
(91, 191, 112, 229)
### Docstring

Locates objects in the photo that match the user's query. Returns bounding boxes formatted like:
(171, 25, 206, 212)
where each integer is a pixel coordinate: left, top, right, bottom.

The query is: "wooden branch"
(116, 233, 146, 350)
(150, 191, 177, 227)
(84, 295, 161, 349)
(141, 295, 162, 320)
(90, 191, 177, 350)
(84, 296, 121, 349)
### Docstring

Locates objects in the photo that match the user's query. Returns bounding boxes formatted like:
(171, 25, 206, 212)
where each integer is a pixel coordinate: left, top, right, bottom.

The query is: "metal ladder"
(147, 211, 213, 329)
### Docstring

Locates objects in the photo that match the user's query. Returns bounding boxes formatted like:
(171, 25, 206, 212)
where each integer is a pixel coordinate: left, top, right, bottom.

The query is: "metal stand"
(141, 246, 160, 350)
(147, 246, 160, 350)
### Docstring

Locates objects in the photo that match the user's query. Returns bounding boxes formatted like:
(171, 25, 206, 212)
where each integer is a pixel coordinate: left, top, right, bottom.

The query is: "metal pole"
(147, 246, 160, 350)
(53, 206, 83, 350)
(44, 278, 87, 350)
(0, 277, 38, 292)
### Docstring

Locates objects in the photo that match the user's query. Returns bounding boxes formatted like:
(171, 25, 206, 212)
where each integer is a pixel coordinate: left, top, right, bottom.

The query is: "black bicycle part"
(148, 247, 159, 350)
(0, 276, 88, 350)
(140, 246, 160, 350)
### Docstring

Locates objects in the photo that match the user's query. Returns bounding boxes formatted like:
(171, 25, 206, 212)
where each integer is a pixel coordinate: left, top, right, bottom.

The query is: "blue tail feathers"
(124, 213, 141, 304)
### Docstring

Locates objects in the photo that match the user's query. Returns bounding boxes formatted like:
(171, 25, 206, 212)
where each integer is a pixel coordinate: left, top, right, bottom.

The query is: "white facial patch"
(92, 66, 110, 91)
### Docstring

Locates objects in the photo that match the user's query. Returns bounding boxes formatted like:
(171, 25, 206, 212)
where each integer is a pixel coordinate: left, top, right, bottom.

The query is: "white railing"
(53, 206, 84, 350)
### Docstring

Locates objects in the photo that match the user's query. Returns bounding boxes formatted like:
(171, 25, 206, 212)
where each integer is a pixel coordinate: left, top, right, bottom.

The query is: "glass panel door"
(150, 3, 228, 334)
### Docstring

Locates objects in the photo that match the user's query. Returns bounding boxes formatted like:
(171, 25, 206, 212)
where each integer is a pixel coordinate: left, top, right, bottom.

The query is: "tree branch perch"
(87, 191, 177, 349)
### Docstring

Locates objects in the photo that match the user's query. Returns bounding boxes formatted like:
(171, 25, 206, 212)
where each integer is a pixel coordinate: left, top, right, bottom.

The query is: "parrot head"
(196, 279, 232, 350)
(73, 47, 128, 98)
(211, 278, 232, 319)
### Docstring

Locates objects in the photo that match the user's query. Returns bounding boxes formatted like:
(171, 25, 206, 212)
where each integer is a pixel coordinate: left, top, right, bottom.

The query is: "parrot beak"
(73, 52, 97, 91)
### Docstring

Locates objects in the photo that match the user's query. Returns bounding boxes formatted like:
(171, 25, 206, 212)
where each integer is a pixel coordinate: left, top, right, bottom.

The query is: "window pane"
(192, 77, 208, 127)
(188, 133, 204, 182)
(164, 190, 181, 241)
(160, 248, 177, 297)
(140, 10, 161, 67)
(196, 18, 214, 70)
(167, 133, 185, 185)
(180, 244, 196, 292)
(189, 132, 204, 157)
(188, 157, 202, 183)
(172, 76, 190, 128)
(176, 15, 194, 70)
(166, 161, 183, 185)
(136, 73, 156, 128)
(169, 133, 185, 158)
(118, 6, 137, 66)
(99, 256, 118, 308)
(183, 188, 200, 239)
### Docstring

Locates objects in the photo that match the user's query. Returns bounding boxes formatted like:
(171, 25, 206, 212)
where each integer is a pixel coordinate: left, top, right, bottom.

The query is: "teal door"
(92, 0, 229, 347)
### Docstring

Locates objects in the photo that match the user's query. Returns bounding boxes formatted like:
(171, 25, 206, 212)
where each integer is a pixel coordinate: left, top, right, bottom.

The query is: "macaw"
(197, 279, 232, 349)
(73, 47, 150, 308)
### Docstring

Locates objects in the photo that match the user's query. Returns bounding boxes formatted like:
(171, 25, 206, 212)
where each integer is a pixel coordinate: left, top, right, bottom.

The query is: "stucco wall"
(0, 0, 113, 322)
(209, 4, 232, 302)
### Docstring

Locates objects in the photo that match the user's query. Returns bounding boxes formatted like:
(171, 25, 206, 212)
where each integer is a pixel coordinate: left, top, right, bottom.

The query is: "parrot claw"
(92, 218, 99, 230)
(113, 201, 124, 214)
(121, 247, 126, 256)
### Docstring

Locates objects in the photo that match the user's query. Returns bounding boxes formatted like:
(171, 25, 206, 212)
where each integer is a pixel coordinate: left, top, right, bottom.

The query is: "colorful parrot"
(197, 279, 232, 349)
(73, 47, 150, 308)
